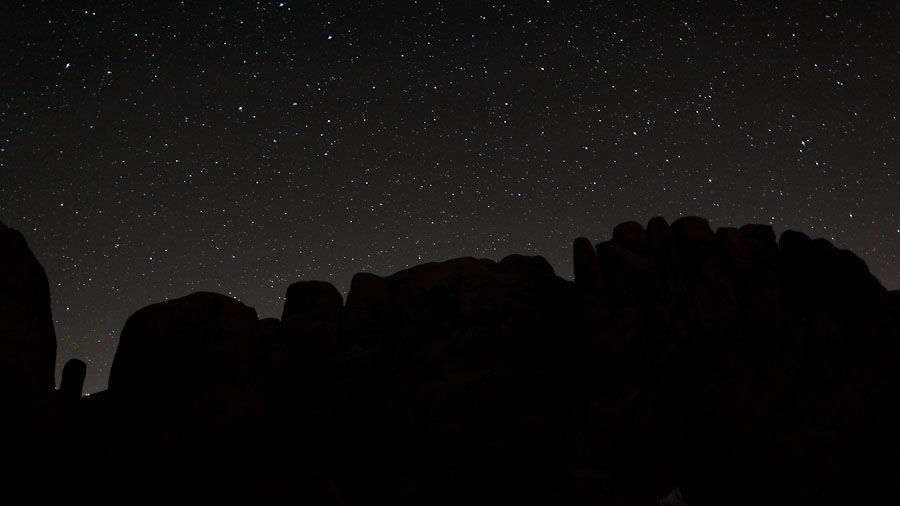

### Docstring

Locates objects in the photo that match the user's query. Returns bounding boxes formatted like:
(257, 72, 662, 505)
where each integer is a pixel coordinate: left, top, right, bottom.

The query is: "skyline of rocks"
(3, 215, 898, 393)
(2, 216, 899, 504)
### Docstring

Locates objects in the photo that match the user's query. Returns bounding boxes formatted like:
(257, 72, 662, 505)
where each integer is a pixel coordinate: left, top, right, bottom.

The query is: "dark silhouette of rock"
(7, 216, 900, 505)
(342, 271, 392, 349)
(109, 291, 266, 395)
(278, 280, 343, 361)
(106, 291, 269, 464)
(670, 215, 717, 256)
(283, 280, 343, 322)
(0, 221, 61, 505)
(0, 221, 57, 399)
(60, 358, 86, 400)
(573, 236, 602, 289)
(105, 292, 269, 504)
(612, 220, 649, 252)
(268, 281, 344, 472)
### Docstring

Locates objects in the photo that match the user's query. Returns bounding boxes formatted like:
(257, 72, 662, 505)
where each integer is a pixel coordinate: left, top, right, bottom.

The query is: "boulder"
(647, 216, 679, 267)
(282, 280, 342, 322)
(739, 223, 778, 260)
(278, 280, 343, 361)
(106, 292, 269, 504)
(60, 358, 86, 400)
(109, 291, 266, 396)
(670, 216, 717, 259)
(573, 237, 602, 289)
(343, 272, 392, 350)
(612, 220, 650, 252)
(380, 255, 574, 371)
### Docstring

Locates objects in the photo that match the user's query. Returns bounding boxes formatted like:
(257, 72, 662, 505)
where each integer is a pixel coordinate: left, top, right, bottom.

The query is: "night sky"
(2, 1, 898, 394)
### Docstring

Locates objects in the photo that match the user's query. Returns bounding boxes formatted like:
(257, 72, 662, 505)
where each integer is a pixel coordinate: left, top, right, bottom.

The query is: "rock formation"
(0, 221, 56, 400)
(0, 221, 60, 505)
(3, 216, 900, 505)
(59, 358, 86, 401)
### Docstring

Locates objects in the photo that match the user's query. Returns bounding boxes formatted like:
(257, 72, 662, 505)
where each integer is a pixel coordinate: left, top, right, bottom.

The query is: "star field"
(2, 1, 898, 393)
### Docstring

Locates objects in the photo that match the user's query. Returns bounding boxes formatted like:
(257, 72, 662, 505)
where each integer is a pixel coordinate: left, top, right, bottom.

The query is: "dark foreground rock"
(3, 217, 900, 505)
(59, 358, 86, 401)
(0, 221, 60, 505)
(0, 221, 56, 399)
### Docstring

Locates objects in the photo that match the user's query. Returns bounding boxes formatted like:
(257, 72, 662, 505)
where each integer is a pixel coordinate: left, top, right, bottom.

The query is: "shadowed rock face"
(5, 216, 900, 505)
(0, 221, 57, 400)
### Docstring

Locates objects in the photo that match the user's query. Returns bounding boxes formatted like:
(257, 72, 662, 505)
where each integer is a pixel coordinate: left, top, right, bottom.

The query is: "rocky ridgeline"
(2, 217, 900, 505)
